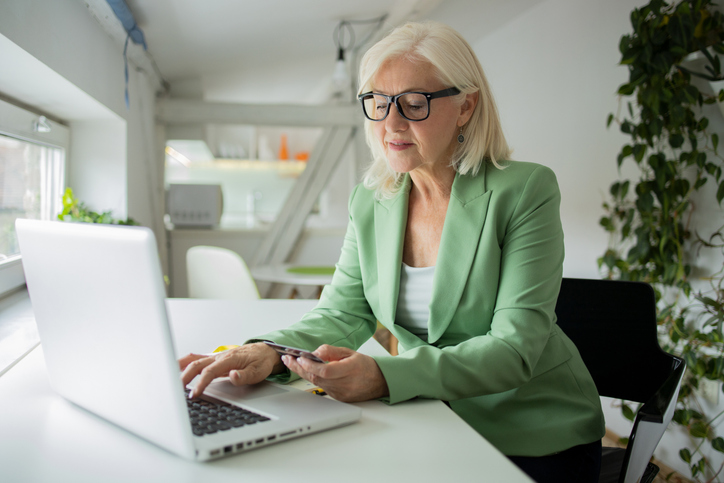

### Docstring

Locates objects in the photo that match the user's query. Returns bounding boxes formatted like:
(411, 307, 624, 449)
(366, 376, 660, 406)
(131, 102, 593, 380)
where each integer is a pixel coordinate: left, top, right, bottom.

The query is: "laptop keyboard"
(186, 389, 271, 437)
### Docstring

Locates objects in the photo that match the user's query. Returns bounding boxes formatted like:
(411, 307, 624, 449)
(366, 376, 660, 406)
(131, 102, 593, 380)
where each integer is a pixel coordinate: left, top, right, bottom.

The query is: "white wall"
(460, 0, 639, 279)
(69, 120, 127, 217)
(0, 0, 165, 261)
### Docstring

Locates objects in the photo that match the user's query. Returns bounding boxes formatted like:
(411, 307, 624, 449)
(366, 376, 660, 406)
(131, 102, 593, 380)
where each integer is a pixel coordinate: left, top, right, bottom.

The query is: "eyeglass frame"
(357, 87, 461, 122)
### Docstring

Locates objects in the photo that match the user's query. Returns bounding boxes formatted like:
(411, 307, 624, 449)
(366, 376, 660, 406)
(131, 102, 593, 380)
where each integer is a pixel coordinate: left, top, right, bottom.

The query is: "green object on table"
(286, 266, 335, 276)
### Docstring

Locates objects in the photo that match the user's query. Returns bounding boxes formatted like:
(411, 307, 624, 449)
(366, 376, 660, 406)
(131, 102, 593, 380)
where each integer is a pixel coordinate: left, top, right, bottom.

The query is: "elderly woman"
(181, 21, 605, 482)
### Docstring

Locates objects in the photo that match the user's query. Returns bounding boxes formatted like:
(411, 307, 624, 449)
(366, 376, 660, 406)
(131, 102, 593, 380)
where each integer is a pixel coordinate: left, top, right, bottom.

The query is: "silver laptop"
(15, 219, 360, 461)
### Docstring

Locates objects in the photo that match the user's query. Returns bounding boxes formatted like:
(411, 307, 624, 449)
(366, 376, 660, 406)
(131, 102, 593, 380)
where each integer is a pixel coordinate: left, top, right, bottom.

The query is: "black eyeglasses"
(357, 87, 460, 122)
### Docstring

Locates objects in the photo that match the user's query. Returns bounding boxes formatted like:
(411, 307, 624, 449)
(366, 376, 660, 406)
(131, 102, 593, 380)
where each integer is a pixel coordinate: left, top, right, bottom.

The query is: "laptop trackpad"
(207, 380, 290, 401)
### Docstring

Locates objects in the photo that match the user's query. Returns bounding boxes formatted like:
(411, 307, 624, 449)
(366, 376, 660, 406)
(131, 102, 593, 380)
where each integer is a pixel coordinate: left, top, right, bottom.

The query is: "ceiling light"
(331, 47, 349, 99)
(331, 21, 355, 101)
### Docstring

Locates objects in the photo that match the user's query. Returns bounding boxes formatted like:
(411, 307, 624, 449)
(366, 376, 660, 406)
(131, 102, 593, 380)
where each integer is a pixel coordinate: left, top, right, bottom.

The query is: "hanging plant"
(600, 0, 724, 480)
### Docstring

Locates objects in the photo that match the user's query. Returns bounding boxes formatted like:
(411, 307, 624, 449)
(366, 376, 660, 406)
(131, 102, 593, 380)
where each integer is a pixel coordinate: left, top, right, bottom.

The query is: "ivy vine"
(599, 0, 724, 480)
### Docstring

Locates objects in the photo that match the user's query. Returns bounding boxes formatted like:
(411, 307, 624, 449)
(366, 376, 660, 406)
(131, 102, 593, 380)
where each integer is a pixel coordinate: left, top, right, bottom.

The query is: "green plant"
(58, 188, 138, 225)
(600, 0, 724, 480)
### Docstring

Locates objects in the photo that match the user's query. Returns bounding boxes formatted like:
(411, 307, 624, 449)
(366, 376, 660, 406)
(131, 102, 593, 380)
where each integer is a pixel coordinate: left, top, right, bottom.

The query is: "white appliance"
(167, 184, 223, 228)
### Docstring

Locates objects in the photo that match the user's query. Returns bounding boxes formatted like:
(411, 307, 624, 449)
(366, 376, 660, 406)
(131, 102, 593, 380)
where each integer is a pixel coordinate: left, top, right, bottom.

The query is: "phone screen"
(263, 341, 325, 363)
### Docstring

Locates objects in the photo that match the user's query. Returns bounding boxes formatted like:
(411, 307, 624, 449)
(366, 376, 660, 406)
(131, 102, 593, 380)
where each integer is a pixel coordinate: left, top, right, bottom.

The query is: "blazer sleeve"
(374, 165, 566, 403)
(249, 184, 378, 375)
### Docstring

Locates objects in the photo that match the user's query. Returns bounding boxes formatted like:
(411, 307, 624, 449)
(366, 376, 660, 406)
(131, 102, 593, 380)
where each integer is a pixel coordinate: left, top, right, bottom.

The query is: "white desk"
(0, 298, 531, 483)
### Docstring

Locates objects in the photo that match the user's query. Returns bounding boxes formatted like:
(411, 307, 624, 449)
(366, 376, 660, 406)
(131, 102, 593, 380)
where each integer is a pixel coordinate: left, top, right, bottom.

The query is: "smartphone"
(263, 341, 325, 363)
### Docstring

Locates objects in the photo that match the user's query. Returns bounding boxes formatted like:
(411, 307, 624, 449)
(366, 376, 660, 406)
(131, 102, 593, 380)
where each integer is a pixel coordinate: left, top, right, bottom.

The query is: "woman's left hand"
(283, 345, 389, 403)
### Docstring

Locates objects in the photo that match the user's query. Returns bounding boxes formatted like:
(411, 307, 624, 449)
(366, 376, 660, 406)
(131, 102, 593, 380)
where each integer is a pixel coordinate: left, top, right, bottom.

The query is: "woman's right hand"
(180, 342, 285, 398)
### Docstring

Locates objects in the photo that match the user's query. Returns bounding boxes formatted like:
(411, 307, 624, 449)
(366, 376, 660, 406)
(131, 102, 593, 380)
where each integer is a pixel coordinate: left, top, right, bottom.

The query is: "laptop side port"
(280, 430, 297, 438)
(224, 445, 233, 454)
(267, 435, 276, 441)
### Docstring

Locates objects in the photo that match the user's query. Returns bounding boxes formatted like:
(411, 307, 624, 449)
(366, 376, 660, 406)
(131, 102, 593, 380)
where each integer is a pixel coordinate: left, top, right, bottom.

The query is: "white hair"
(358, 21, 511, 199)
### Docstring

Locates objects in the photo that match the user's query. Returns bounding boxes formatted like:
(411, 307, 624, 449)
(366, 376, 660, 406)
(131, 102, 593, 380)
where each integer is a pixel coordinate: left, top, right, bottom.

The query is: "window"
(0, 98, 68, 376)
(0, 98, 68, 295)
(0, 134, 65, 259)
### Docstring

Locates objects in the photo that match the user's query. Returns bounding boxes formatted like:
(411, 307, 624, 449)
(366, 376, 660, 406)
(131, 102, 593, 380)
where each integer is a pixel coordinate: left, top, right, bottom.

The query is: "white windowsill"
(0, 288, 38, 378)
(0, 256, 25, 298)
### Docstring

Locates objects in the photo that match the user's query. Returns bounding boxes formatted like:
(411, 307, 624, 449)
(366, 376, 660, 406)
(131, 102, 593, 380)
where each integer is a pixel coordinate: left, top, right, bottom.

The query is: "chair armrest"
(638, 357, 685, 423)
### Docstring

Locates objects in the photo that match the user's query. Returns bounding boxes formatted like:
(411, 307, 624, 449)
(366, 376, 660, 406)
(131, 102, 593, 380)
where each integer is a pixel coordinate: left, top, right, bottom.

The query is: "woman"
(181, 21, 605, 482)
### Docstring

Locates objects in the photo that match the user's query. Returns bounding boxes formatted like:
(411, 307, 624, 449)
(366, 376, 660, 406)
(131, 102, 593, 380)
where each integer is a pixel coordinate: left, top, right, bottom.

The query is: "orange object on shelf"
(278, 134, 289, 160)
(294, 151, 309, 162)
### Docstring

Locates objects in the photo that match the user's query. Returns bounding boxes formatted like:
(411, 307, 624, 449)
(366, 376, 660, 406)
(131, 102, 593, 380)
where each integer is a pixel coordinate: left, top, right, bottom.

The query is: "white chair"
(186, 246, 260, 300)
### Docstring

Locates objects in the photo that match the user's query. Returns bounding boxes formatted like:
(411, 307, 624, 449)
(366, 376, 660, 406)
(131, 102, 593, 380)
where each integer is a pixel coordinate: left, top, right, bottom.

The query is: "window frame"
(0, 98, 69, 296)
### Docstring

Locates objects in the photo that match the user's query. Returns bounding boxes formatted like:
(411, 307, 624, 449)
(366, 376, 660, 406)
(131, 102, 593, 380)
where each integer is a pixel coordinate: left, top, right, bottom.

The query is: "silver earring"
(457, 127, 465, 144)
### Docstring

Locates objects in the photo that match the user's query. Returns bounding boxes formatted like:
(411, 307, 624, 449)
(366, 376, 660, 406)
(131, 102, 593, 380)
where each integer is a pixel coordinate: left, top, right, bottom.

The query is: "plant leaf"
(680, 448, 692, 463)
(618, 83, 636, 96)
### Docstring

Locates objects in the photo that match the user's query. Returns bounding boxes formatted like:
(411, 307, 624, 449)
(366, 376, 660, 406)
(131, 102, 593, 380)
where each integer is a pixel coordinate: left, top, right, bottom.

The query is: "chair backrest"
(186, 246, 260, 300)
(555, 278, 685, 483)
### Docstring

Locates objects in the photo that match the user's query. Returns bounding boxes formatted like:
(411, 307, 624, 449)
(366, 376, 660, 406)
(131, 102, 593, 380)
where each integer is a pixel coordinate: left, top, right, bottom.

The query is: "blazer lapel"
(428, 168, 491, 344)
(374, 175, 411, 326)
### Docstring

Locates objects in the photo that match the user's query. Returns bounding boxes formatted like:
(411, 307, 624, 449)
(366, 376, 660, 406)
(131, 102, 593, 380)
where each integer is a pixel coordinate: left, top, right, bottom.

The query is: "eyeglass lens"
(362, 93, 430, 121)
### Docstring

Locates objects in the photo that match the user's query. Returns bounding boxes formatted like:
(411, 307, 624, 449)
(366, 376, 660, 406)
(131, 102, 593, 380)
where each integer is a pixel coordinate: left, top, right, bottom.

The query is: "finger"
(181, 355, 218, 387)
(288, 356, 345, 399)
(229, 369, 251, 386)
(302, 354, 388, 402)
(300, 349, 361, 381)
(281, 355, 303, 375)
(189, 364, 223, 399)
(190, 348, 269, 397)
(228, 362, 268, 387)
(292, 356, 342, 389)
(178, 353, 207, 371)
(184, 357, 238, 398)
(226, 343, 283, 385)
(282, 355, 317, 383)
(314, 345, 354, 362)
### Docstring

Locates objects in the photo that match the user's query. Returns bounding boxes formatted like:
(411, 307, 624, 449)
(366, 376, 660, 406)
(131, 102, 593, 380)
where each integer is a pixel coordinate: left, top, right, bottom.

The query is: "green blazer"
(257, 161, 605, 457)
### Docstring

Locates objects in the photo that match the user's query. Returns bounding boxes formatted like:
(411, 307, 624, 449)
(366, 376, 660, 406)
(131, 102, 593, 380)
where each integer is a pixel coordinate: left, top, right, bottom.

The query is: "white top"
(395, 263, 436, 339)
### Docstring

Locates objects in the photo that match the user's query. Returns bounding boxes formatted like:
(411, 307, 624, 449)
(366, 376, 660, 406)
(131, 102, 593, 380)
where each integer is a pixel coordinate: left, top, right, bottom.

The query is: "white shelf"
(210, 159, 307, 177)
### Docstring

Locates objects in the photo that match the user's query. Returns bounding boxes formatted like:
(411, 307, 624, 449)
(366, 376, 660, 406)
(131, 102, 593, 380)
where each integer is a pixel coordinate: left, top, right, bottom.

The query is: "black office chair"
(555, 278, 686, 483)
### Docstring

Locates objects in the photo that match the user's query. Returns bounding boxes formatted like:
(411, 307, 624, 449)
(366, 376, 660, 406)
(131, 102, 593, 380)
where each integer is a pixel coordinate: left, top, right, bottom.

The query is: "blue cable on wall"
(106, 0, 147, 109)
